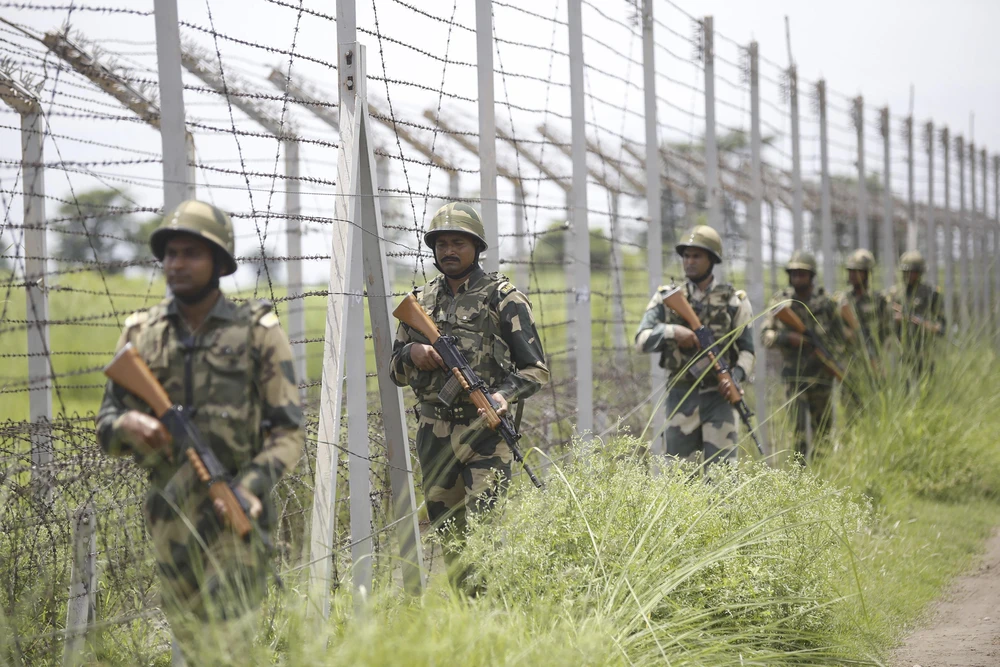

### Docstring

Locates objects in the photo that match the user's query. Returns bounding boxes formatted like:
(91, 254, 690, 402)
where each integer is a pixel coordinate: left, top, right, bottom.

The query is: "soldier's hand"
(479, 391, 508, 418)
(118, 410, 172, 462)
(410, 343, 446, 371)
(215, 485, 263, 522)
(674, 326, 698, 350)
(717, 375, 742, 402)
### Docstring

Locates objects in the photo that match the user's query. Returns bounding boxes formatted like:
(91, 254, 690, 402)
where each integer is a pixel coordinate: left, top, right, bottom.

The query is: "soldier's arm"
(236, 318, 305, 501)
(95, 322, 142, 456)
(730, 293, 755, 381)
(931, 289, 946, 334)
(389, 321, 421, 388)
(494, 287, 549, 402)
(634, 288, 684, 354)
(760, 293, 783, 348)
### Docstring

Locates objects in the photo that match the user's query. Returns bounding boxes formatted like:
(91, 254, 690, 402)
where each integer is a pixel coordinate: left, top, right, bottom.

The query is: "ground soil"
(892, 528, 1000, 667)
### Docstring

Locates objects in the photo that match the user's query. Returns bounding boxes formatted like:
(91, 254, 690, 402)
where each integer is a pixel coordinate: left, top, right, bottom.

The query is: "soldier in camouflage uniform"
(885, 250, 945, 376)
(96, 200, 303, 662)
(389, 202, 549, 580)
(634, 225, 755, 470)
(835, 249, 890, 412)
(762, 251, 843, 462)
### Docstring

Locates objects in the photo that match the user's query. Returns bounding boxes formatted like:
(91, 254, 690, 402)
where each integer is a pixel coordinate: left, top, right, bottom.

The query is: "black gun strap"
(513, 398, 525, 431)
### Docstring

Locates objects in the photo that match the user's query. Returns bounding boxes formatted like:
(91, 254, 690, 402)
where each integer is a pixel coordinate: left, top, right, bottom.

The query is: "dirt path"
(892, 528, 1000, 667)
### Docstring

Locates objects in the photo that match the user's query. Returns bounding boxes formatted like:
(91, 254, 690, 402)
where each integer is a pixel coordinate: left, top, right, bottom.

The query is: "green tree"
(56, 188, 140, 273)
(530, 221, 615, 269)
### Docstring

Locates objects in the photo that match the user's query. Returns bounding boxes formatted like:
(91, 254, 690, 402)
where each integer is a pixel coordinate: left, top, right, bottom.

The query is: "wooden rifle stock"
(891, 303, 943, 334)
(393, 294, 442, 343)
(839, 302, 861, 333)
(774, 304, 845, 382)
(103, 343, 253, 539)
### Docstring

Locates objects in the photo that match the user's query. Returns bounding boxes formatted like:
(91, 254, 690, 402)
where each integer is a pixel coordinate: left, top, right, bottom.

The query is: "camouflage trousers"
(784, 380, 834, 462)
(414, 406, 512, 578)
(664, 383, 738, 469)
(143, 469, 269, 657)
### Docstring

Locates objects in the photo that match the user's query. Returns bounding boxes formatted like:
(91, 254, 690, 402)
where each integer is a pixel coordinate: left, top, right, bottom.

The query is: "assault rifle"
(393, 294, 543, 489)
(774, 304, 846, 382)
(104, 344, 254, 539)
(661, 286, 765, 456)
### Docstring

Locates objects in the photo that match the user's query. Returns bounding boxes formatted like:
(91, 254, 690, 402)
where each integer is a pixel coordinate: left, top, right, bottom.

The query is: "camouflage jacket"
(885, 281, 945, 350)
(762, 285, 844, 381)
(835, 287, 892, 357)
(634, 278, 755, 387)
(389, 267, 549, 408)
(96, 294, 304, 528)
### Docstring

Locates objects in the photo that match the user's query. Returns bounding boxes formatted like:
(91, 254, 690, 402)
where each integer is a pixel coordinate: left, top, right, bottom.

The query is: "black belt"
(417, 402, 479, 423)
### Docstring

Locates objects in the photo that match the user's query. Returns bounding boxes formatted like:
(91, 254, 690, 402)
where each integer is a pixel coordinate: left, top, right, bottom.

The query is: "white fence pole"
(747, 42, 768, 453)
(567, 0, 592, 436)
(788, 66, 805, 250)
(63, 503, 97, 665)
(153, 0, 193, 209)
(880, 108, 895, 291)
(852, 97, 868, 251)
(924, 122, 937, 285)
(817, 80, 834, 293)
(475, 0, 500, 272)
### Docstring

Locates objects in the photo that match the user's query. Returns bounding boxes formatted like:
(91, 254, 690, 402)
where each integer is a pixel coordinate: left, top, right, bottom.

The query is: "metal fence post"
(788, 66, 805, 250)
(994, 155, 999, 319)
(971, 142, 979, 320)
(642, 0, 665, 457)
(817, 80, 834, 292)
(610, 192, 626, 365)
(153, 0, 193, 210)
(879, 108, 894, 290)
(284, 141, 306, 394)
(852, 96, 868, 251)
(63, 503, 96, 665)
(310, 0, 360, 619)
(513, 182, 529, 291)
(981, 149, 990, 322)
(941, 128, 954, 328)
(475, 0, 500, 271)
(906, 116, 917, 252)
(747, 42, 768, 453)
(0, 74, 52, 497)
(924, 122, 936, 285)
(702, 17, 722, 235)
(568, 0, 592, 436)
(957, 135, 969, 329)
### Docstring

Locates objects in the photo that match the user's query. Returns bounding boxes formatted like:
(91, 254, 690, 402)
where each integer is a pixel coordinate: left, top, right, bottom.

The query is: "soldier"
(885, 250, 945, 376)
(762, 250, 843, 462)
(96, 200, 303, 662)
(389, 202, 549, 582)
(836, 249, 891, 400)
(634, 225, 755, 470)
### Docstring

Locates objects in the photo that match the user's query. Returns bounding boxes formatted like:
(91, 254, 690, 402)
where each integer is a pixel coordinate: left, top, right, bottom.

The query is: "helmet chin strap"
(688, 267, 713, 284)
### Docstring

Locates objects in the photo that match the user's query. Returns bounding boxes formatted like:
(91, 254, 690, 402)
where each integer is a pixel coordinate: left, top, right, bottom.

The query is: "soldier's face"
(434, 232, 477, 277)
(848, 269, 868, 288)
(787, 269, 813, 292)
(163, 235, 215, 296)
(681, 248, 712, 280)
(905, 270, 922, 286)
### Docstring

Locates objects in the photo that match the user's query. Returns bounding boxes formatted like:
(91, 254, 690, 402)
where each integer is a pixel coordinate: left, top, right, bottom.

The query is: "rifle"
(839, 301, 861, 336)
(774, 304, 846, 382)
(393, 294, 543, 489)
(661, 286, 765, 456)
(891, 303, 943, 335)
(104, 343, 254, 539)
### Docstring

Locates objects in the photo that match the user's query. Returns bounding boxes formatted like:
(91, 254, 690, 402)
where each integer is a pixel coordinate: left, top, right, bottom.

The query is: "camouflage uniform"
(95, 201, 303, 660)
(885, 279, 945, 377)
(390, 203, 548, 575)
(762, 285, 843, 460)
(635, 279, 755, 466)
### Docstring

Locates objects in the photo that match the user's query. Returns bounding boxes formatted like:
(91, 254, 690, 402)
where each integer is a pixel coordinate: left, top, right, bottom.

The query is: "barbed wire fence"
(1, 0, 998, 663)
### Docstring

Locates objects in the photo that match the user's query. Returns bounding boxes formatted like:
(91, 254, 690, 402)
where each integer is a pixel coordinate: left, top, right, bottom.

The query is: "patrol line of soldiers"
(95, 198, 943, 656)
(636, 224, 946, 467)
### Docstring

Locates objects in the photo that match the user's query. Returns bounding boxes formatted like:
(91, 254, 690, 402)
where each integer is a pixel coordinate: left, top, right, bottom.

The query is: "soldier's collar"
(446, 265, 485, 295)
(166, 292, 238, 322)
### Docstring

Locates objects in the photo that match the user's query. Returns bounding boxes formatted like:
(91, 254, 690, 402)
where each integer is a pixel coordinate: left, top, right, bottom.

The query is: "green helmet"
(150, 200, 237, 276)
(675, 225, 722, 264)
(785, 250, 817, 274)
(424, 202, 488, 250)
(900, 250, 926, 273)
(845, 248, 875, 271)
